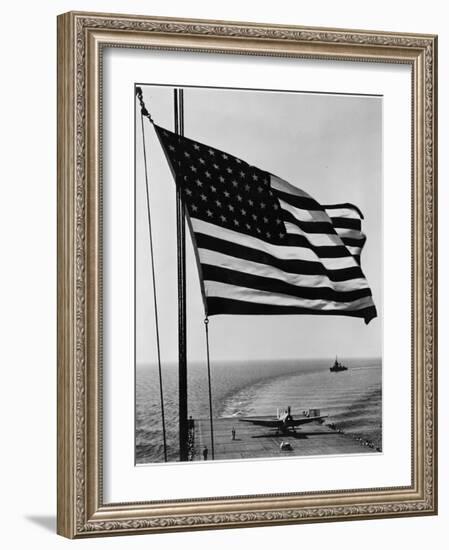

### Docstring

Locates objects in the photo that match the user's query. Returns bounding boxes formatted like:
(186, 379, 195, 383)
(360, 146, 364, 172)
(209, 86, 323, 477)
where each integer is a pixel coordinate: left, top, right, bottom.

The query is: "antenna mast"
(174, 89, 189, 462)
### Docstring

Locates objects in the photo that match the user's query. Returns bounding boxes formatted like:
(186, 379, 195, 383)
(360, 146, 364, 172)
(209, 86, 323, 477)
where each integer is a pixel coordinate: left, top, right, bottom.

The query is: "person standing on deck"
(202, 446, 208, 460)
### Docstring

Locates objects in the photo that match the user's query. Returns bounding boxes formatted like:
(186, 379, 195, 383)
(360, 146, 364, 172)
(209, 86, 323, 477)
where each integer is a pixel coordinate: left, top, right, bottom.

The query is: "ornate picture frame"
(57, 11, 437, 538)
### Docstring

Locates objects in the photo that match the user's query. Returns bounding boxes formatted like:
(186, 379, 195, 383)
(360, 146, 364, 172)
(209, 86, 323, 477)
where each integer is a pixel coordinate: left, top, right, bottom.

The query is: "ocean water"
(136, 357, 382, 464)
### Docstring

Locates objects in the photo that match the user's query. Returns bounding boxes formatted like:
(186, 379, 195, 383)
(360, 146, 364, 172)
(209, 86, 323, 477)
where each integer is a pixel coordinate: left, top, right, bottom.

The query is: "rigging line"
(136, 87, 154, 124)
(204, 317, 215, 460)
(140, 110, 168, 462)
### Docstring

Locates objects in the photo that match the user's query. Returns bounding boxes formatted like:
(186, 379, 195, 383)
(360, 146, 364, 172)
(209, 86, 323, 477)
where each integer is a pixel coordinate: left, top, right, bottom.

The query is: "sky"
(135, 85, 382, 365)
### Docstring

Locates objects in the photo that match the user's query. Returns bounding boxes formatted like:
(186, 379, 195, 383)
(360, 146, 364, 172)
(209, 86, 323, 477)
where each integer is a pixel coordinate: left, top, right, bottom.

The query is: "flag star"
(169, 145, 175, 151)
(193, 143, 200, 150)
(252, 214, 257, 221)
(248, 199, 254, 206)
(235, 158, 241, 164)
(260, 202, 266, 209)
(213, 163, 219, 170)
(219, 176, 225, 183)
(228, 204, 235, 212)
(232, 180, 239, 188)
(266, 231, 271, 238)
(226, 167, 233, 174)
(191, 204, 198, 212)
(220, 215, 227, 222)
(256, 227, 261, 234)
(273, 204, 279, 210)
(185, 188, 192, 196)
(163, 130, 169, 136)
(200, 194, 207, 201)
(252, 173, 258, 181)
(263, 216, 268, 223)
(210, 185, 217, 192)
(208, 149, 215, 156)
(276, 218, 281, 224)
(222, 153, 228, 160)
(199, 158, 205, 164)
(244, 184, 250, 192)
(233, 219, 240, 226)
(240, 208, 246, 216)
(196, 179, 203, 187)
(237, 195, 243, 202)
(215, 199, 222, 207)
(206, 209, 213, 217)
(205, 171, 211, 178)
(224, 191, 230, 198)
(239, 171, 245, 178)
(184, 151, 190, 158)
(245, 223, 251, 230)
(190, 165, 197, 172)
(268, 190, 273, 196)
(279, 232, 285, 239)
(257, 186, 263, 193)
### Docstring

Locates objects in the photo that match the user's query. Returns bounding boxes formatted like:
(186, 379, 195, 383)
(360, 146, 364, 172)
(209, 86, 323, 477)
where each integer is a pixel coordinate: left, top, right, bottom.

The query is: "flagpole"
(174, 88, 189, 462)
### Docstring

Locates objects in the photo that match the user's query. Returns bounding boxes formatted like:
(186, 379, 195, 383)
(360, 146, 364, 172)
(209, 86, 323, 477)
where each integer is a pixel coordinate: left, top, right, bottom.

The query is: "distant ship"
(330, 357, 348, 373)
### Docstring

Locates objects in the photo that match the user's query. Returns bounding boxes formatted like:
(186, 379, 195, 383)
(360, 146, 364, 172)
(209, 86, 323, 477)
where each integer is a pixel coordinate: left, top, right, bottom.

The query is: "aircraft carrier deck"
(190, 416, 379, 461)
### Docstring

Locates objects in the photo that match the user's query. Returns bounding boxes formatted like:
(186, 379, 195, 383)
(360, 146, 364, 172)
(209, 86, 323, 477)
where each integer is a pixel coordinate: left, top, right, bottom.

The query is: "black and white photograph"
(53, 8, 437, 540)
(135, 84, 382, 464)
(134, 84, 382, 465)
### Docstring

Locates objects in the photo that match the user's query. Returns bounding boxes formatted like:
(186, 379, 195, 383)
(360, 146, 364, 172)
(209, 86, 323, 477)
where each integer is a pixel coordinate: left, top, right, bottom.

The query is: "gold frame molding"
(57, 11, 438, 538)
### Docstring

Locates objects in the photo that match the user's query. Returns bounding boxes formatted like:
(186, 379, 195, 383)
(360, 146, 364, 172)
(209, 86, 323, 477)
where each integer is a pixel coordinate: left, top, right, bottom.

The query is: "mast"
(174, 89, 189, 461)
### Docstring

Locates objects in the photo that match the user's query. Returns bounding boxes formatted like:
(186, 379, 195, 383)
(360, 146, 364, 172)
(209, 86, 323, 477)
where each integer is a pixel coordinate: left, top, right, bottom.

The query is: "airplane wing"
(289, 415, 328, 426)
(238, 414, 328, 428)
(238, 417, 281, 428)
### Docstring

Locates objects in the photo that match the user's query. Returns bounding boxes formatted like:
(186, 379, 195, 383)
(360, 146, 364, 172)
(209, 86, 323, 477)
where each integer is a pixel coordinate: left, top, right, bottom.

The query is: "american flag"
(155, 124, 377, 324)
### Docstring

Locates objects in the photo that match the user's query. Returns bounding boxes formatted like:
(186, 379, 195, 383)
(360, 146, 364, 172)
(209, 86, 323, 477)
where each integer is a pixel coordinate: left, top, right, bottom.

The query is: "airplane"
(238, 406, 328, 434)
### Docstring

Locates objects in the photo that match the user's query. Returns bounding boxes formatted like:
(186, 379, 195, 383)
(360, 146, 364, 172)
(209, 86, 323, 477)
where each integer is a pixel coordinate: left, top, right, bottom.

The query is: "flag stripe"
(338, 229, 367, 242)
(323, 207, 362, 220)
(205, 280, 374, 311)
(346, 246, 362, 257)
(283, 221, 351, 250)
(206, 297, 377, 321)
(272, 181, 364, 225)
(198, 248, 370, 291)
(195, 233, 364, 281)
(323, 203, 365, 219)
(280, 199, 363, 235)
(280, 206, 341, 235)
(341, 235, 367, 247)
(328, 217, 362, 231)
(271, 175, 365, 222)
(279, 193, 366, 261)
(191, 218, 359, 270)
(270, 174, 312, 197)
(277, 206, 331, 223)
(202, 264, 372, 302)
(283, 229, 362, 258)
(276, 189, 326, 213)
